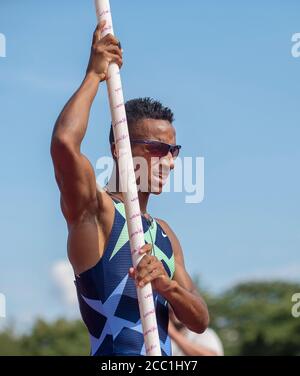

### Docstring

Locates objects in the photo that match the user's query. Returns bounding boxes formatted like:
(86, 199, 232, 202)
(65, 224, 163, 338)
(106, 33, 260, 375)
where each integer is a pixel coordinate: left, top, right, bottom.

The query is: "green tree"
(20, 318, 89, 355)
(206, 281, 300, 355)
(1, 280, 299, 355)
(0, 327, 23, 355)
(0, 319, 89, 355)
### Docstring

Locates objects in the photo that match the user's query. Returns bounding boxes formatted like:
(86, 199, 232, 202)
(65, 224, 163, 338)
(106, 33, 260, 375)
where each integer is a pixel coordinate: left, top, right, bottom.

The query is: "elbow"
(50, 132, 77, 162)
(199, 309, 210, 334)
(51, 116, 79, 156)
(190, 307, 210, 334)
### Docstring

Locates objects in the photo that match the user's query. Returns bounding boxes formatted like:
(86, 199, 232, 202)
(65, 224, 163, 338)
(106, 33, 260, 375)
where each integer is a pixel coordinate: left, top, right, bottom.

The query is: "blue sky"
(0, 0, 300, 330)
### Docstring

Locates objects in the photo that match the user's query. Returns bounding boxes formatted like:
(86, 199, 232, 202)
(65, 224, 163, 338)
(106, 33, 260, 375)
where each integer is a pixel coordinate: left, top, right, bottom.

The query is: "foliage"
(0, 319, 89, 356)
(0, 280, 299, 355)
(205, 281, 300, 355)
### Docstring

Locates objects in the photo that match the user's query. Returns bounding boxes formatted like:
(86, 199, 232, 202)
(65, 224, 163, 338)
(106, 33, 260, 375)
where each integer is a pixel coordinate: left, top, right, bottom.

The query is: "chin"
(151, 189, 163, 195)
(149, 180, 164, 195)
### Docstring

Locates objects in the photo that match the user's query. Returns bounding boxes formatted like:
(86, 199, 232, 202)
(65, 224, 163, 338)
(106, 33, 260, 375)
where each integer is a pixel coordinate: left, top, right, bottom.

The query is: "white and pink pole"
(94, 0, 162, 356)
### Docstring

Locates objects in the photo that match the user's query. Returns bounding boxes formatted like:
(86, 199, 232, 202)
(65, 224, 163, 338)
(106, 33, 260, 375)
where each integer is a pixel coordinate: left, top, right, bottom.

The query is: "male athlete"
(51, 21, 209, 356)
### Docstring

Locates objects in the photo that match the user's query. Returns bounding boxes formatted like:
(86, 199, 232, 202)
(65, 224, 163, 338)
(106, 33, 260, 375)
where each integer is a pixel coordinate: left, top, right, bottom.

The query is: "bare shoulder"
(155, 218, 176, 235)
(155, 217, 184, 265)
(155, 217, 197, 294)
(68, 186, 116, 275)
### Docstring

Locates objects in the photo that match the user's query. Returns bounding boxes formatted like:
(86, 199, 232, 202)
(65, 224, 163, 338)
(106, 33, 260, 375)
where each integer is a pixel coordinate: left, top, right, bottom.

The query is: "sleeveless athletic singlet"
(74, 197, 175, 356)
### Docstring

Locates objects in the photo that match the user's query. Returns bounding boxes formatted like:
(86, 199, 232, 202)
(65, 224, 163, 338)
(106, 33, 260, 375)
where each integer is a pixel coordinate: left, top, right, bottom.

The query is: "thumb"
(128, 267, 136, 279)
(139, 242, 152, 255)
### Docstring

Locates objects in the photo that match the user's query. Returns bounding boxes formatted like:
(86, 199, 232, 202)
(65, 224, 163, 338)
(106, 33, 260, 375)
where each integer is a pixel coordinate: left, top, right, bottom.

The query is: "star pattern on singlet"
(80, 273, 171, 355)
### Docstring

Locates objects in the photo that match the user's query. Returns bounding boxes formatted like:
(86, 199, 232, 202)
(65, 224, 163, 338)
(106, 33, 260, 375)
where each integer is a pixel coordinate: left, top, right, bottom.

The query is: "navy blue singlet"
(74, 197, 175, 356)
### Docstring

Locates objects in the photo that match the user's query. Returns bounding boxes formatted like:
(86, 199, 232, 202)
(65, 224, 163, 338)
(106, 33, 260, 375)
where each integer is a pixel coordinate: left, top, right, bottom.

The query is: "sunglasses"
(130, 139, 181, 158)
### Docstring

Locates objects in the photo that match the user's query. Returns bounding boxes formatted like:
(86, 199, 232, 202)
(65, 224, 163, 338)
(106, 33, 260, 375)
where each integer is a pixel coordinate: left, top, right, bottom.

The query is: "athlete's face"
(130, 119, 176, 194)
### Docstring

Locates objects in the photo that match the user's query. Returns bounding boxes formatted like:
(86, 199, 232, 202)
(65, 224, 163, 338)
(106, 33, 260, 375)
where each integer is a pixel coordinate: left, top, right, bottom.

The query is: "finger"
(106, 45, 122, 59)
(93, 20, 106, 43)
(139, 268, 161, 287)
(128, 267, 136, 279)
(99, 19, 107, 33)
(139, 243, 152, 255)
(136, 254, 152, 272)
(105, 52, 123, 68)
(102, 33, 120, 46)
(136, 257, 159, 281)
(110, 54, 123, 68)
(136, 262, 157, 281)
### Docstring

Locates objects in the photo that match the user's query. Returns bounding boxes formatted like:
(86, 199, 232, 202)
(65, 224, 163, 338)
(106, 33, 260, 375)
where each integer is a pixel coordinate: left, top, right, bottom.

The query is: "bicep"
(51, 141, 97, 222)
(173, 262, 197, 294)
(172, 239, 198, 294)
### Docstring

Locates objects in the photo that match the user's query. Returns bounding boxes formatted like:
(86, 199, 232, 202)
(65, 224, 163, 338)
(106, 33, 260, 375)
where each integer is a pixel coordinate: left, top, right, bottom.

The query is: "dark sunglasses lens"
(171, 146, 180, 158)
(148, 143, 169, 157)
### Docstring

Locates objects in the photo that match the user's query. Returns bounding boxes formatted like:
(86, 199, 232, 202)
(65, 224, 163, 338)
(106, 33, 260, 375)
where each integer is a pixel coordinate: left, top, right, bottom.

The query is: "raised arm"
(50, 21, 122, 223)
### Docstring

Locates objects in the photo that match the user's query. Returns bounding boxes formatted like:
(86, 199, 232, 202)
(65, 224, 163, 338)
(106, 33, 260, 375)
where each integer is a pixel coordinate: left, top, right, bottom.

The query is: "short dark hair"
(109, 97, 174, 144)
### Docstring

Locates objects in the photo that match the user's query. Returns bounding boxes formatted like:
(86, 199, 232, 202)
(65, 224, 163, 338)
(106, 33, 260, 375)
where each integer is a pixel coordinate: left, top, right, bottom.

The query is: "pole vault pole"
(94, 0, 162, 356)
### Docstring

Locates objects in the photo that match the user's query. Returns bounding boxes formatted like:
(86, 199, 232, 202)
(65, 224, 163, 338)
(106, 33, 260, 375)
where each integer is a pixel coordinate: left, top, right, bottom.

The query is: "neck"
(106, 190, 150, 214)
(137, 191, 150, 214)
(106, 169, 150, 213)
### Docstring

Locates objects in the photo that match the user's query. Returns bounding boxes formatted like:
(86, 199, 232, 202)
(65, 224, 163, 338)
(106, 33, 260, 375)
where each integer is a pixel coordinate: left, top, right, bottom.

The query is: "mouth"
(150, 162, 171, 187)
(152, 173, 169, 186)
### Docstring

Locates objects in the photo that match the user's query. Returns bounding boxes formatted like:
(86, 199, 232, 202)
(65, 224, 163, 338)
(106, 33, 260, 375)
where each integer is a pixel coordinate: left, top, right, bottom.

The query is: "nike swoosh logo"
(162, 231, 168, 238)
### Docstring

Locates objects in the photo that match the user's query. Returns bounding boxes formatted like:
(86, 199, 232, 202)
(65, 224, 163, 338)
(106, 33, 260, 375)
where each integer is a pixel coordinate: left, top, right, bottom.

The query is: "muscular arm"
(157, 219, 209, 334)
(50, 22, 122, 223)
(51, 73, 100, 222)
